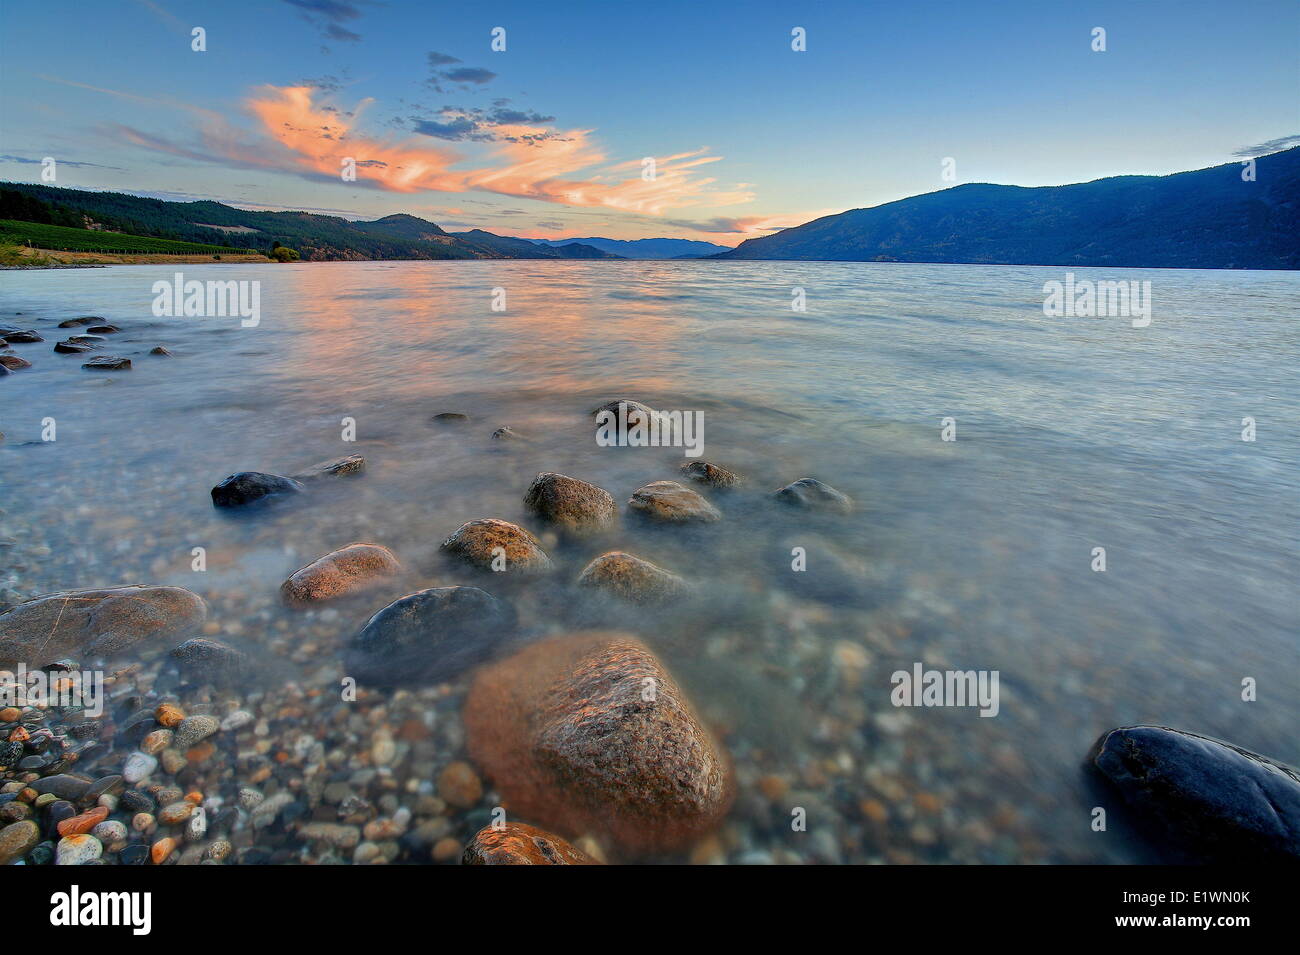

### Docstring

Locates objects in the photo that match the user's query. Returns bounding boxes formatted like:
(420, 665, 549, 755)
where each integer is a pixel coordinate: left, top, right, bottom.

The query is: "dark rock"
(149, 346, 172, 356)
(119, 789, 155, 814)
(30, 774, 92, 801)
(58, 317, 100, 328)
(590, 398, 656, 428)
(680, 460, 742, 488)
(462, 822, 599, 865)
(1090, 725, 1300, 862)
(628, 481, 721, 523)
(345, 586, 517, 686)
(440, 518, 553, 575)
(432, 412, 469, 422)
(85, 325, 119, 334)
(54, 340, 95, 354)
(774, 477, 853, 513)
(0, 355, 31, 370)
(169, 638, 251, 685)
(81, 356, 131, 371)
(280, 542, 400, 605)
(523, 472, 616, 535)
(66, 335, 104, 344)
(210, 471, 304, 508)
(0, 364, 7, 377)
(4, 330, 42, 344)
(84, 775, 123, 805)
(119, 844, 150, 865)
(576, 552, 688, 605)
(0, 584, 207, 668)
(464, 632, 734, 855)
(490, 426, 523, 441)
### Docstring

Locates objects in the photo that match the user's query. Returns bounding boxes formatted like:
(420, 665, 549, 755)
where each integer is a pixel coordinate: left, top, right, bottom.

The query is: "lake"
(1, 259, 1297, 863)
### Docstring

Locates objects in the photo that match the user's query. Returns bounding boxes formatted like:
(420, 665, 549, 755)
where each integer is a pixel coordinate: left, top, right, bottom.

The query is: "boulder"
(491, 426, 523, 441)
(149, 346, 173, 356)
(280, 542, 400, 605)
(211, 471, 304, 508)
(86, 325, 119, 334)
(576, 552, 687, 605)
(590, 398, 656, 428)
(461, 822, 599, 865)
(628, 481, 721, 523)
(440, 519, 553, 574)
(522, 472, 616, 535)
(432, 412, 469, 423)
(0, 355, 30, 370)
(774, 477, 853, 514)
(1090, 725, 1300, 862)
(0, 585, 208, 668)
(464, 632, 733, 855)
(169, 638, 251, 685)
(4, 330, 42, 344)
(54, 340, 95, 354)
(679, 460, 741, 488)
(292, 453, 365, 481)
(0, 820, 40, 865)
(81, 356, 131, 371)
(58, 317, 100, 328)
(345, 586, 517, 685)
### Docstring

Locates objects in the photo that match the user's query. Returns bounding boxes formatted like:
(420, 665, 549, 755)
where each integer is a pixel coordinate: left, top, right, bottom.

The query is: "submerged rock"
(1090, 725, 1300, 862)
(149, 346, 173, 356)
(461, 822, 599, 865)
(292, 453, 365, 481)
(576, 552, 688, 604)
(440, 519, 554, 574)
(4, 330, 42, 344)
(0, 355, 31, 370)
(774, 477, 854, 514)
(590, 398, 656, 428)
(58, 317, 100, 328)
(345, 586, 517, 685)
(0, 584, 208, 668)
(81, 356, 131, 371)
(523, 472, 616, 535)
(0, 820, 40, 865)
(490, 426, 523, 441)
(432, 412, 469, 423)
(280, 542, 401, 605)
(464, 632, 734, 855)
(210, 471, 304, 508)
(54, 340, 95, 354)
(169, 638, 251, 685)
(680, 460, 741, 488)
(86, 324, 120, 334)
(628, 480, 721, 523)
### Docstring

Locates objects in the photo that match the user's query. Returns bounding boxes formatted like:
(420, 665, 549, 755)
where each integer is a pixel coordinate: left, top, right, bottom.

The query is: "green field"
(0, 219, 245, 254)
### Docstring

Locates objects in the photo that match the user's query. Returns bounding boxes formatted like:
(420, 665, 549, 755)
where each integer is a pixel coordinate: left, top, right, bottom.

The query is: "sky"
(1, 0, 1296, 246)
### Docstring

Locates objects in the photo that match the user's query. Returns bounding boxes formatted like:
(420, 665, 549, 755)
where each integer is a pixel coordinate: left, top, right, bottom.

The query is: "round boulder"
(280, 542, 401, 605)
(576, 552, 687, 605)
(523, 472, 616, 535)
(440, 519, 553, 574)
(628, 481, 721, 523)
(462, 822, 599, 865)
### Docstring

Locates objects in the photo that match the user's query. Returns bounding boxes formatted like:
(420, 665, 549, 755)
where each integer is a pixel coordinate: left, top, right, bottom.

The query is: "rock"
(0, 820, 40, 865)
(680, 461, 741, 488)
(56, 833, 103, 865)
(774, 478, 853, 514)
(150, 836, 176, 864)
(590, 398, 656, 428)
(432, 412, 468, 422)
(345, 586, 517, 685)
(158, 801, 193, 825)
(86, 325, 119, 334)
(298, 822, 361, 849)
(436, 761, 482, 809)
(91, 820, 128, 846)
(628, 481, 721, 523)
(149, 346, 172, 356)
(0, 364, 7, 376)
(173, 714, 219, 750)
(210, 471, 304, 508)
(461, 822, 599, 865)
(123, 752, 158, 784)
(155, 702, 185, 727)
(0, 584, 207, 669)
(292, 453, 365, 480)
(576, 552, 688, 605)
(523, 472, 616, 535)
(169, 639, 250, 685)
(279, 542, 400, 605)
(1090, 725, 1300, 862)
(440, 519, 553, 574)
(67, 335, 104, 344)
(58, 317, 99, 328)
(464, 632, 734, 855)
(490, 426, 522, 441)
(54, 340, 95, 353)
(31, 775, 91, 801)
(57, 806, 108, 836)
(4, 330, 42, 344)
(81, 356, 131, 371)
(0, 355, 30, 370)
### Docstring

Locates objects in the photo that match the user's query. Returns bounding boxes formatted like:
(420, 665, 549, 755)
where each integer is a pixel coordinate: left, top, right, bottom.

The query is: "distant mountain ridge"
(0, 183, 616, 261)
(714, 148, 1300, 270)
(532, 236, 733, 258)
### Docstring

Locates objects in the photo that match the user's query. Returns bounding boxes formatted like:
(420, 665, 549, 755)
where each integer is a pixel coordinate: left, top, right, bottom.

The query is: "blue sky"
(1, 0, 1296, 244)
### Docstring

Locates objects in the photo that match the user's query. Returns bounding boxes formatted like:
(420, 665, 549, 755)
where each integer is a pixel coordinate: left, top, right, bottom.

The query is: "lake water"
(2, 259, 1297, 864)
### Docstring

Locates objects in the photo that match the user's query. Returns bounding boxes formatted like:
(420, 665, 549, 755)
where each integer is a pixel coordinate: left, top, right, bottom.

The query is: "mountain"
(449, 229, 620, 259)
(0, 184, 611, 261)
(715, 148, 1300, 270)
(533, 237, 733, 258)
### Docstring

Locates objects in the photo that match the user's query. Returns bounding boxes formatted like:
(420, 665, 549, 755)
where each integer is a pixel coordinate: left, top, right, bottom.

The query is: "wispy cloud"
(280, 0, 367, 43)
(1233, 134, 1300, 159)
(0, 155, 123, 170)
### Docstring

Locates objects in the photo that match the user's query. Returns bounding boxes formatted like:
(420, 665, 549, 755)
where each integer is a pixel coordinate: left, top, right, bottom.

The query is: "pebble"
(151, 836, 177, 864)
(155, 703, 185, 727)
(57, 806, 108, 836)
(56, 833, 103, 865)
(0, 819, 40, 864)
(436, 761, 482, 809)
(158, 801, 194, 824)
(91, 820, 128, 846)
(140, 729, 173, 754)
(174, 714, 220, 749)
(122, 751, 158, 784)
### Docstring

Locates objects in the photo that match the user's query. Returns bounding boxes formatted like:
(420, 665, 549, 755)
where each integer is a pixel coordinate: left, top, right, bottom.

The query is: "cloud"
(1233, 134, 1300, 159)
(425, 53, 497, 91)
(442, 67, 496, 85)
(280, 0, 365, 43)
(427, 51, 462, 67)
(0, 155, 123, 170)
(410, 105, 559, 143)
